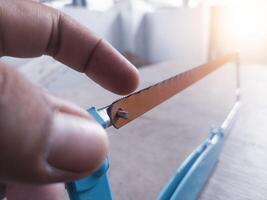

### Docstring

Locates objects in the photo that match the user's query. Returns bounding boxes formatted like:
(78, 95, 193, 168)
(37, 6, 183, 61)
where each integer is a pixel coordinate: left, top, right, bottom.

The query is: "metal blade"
(108, 53, 238, 129)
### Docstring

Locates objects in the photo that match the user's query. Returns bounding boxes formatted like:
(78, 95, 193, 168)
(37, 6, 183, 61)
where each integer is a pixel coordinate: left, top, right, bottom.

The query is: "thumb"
(0, 63, 108, 183)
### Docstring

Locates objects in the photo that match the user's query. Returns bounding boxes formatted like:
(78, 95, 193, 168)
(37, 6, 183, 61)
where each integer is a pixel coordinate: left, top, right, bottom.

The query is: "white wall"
(142, 6, 210, 64)
(117, 0, 153, 55)
(63, 1, 210, 65)
(118, 1, 210, 65)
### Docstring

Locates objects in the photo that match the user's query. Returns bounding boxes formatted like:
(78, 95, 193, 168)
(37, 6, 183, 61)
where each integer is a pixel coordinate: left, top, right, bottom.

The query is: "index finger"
(0, 0, 139, 95)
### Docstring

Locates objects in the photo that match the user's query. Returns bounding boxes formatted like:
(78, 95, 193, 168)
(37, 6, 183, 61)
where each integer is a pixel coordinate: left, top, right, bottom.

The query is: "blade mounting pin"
(116, 109, 129, 119)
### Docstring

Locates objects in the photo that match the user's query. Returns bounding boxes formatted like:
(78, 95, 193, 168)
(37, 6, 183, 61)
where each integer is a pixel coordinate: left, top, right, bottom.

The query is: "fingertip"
(113, 61, 140, 95)
(46, 112, 109, 174)
(86, 40, 140, 95)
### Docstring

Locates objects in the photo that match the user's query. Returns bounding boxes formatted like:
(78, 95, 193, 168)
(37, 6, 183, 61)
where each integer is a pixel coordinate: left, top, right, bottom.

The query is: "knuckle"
(46, 10, 64, 57)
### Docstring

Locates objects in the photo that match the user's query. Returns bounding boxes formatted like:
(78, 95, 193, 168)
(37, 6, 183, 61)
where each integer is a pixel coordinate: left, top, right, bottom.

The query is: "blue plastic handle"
(157, 128, 224, 200)
(66, 107, 113, 200)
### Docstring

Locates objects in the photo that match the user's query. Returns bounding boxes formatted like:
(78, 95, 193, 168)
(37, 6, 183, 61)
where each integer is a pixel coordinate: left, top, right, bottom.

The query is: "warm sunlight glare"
(213, 0, 267, 61)
(232, 4, 267, 42)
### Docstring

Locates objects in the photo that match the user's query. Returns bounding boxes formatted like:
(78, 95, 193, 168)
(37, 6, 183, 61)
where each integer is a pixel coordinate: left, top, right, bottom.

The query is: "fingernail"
(47, 112, 108, 173)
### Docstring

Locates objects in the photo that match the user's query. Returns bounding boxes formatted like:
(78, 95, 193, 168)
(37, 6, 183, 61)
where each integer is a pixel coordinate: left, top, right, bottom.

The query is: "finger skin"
(6, 183, 67, 200)
(44, 93, 90, 119)
(0, 183, 5, 199)
(0, 63, 108, 183)
(0, 0, 139, 94)
(0, 0, 138, 187)
(0, 63, 53, 182)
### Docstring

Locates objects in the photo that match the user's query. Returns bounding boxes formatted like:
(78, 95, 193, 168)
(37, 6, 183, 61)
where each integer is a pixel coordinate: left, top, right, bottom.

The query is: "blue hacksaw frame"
(66, 55, 241, 200)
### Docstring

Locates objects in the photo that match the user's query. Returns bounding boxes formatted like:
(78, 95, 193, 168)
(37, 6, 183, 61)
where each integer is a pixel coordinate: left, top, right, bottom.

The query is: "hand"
(0, 0, 139, 199)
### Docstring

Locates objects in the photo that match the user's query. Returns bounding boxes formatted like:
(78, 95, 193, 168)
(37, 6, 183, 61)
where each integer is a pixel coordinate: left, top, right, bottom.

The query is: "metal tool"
(66, 53, 240, 200)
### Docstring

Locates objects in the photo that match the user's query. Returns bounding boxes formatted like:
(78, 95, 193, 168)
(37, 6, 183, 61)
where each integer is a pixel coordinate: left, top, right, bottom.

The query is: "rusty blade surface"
(108, 53, 238, 129)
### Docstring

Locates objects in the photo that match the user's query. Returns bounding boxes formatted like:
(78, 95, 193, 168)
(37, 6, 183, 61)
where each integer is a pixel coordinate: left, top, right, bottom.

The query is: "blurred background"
(37, 0, 267, 66)
(5, 0, 267, 66)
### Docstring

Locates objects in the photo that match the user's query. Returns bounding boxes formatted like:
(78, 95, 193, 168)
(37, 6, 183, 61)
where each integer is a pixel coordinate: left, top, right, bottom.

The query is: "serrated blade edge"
(108, 53, 238, 129)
